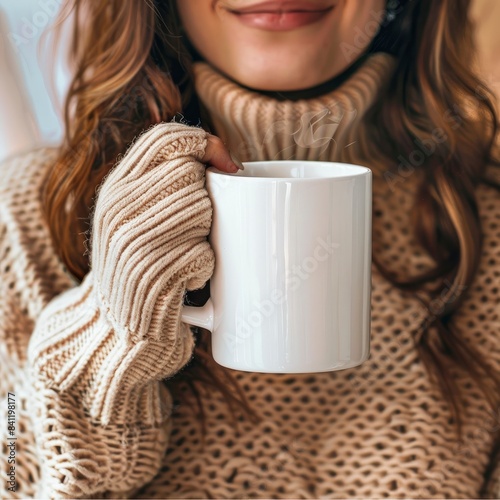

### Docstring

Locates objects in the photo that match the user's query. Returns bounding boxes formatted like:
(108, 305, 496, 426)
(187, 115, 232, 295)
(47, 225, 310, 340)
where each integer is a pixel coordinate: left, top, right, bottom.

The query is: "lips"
(224, 1, 335, 31)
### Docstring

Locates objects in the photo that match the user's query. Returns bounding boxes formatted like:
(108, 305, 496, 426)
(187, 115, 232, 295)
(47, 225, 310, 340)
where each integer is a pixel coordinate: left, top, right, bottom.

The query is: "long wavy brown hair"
(44, 0, 500, 447)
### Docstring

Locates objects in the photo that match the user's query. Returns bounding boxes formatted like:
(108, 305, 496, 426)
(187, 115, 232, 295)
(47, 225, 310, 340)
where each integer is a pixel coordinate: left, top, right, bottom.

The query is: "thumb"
(202, 134, 243, 174)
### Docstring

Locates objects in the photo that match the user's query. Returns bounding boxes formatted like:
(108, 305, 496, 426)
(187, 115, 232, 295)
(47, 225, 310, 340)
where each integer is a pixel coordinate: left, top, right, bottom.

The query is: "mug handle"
(181, 298, 215, 331)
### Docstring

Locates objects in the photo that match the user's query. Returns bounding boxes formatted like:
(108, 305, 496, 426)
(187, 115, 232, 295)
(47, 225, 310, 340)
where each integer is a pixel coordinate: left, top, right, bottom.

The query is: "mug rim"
(206, 160, 372, 182)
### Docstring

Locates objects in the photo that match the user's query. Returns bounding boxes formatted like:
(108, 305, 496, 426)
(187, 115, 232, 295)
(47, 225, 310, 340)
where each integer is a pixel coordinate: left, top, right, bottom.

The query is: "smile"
(224, 1, 335, 31)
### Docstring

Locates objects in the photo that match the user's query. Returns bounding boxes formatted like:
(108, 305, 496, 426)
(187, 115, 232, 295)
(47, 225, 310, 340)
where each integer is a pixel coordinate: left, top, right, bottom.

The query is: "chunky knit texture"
(1, 53, 500, 499)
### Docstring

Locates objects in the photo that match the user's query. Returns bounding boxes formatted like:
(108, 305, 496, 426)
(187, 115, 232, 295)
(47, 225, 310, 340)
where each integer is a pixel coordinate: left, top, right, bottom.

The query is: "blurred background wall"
(0, 0, 70, 160)
(0, 0, 499, 163)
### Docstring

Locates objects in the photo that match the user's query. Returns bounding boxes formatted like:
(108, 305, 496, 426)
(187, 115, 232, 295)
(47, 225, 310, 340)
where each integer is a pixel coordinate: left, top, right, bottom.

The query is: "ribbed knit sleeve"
(23, 122, 215, 498)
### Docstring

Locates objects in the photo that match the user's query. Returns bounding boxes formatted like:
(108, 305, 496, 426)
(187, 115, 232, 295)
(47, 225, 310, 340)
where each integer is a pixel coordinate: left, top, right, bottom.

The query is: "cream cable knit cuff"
(91, 123, 211, 341)
(25, 122, 216, 497)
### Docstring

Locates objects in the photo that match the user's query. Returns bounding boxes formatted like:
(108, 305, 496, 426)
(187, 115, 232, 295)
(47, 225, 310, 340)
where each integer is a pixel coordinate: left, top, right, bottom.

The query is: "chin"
(227, 60, 331, 92)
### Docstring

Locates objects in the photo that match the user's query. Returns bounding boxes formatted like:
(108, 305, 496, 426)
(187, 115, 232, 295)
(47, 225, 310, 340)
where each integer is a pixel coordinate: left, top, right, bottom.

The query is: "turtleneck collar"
(192, 53, 396, 164)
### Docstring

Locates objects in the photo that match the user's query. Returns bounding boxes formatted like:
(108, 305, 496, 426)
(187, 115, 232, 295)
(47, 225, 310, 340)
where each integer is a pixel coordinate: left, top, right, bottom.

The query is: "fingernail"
(230, 151, 245, 170)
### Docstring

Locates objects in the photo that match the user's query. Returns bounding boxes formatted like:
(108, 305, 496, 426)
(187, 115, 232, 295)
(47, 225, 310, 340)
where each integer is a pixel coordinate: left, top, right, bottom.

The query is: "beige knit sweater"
(1, 53, 500, 499)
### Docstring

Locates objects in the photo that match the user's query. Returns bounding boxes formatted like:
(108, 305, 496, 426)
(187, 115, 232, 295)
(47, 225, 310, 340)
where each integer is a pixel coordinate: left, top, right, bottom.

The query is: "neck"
(210, 54, 372, 102)
(192, 53, 396, 164)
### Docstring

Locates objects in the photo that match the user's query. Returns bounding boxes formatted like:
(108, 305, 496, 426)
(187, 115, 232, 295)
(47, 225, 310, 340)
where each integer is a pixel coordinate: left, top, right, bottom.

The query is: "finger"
(202, 135, 242, 173)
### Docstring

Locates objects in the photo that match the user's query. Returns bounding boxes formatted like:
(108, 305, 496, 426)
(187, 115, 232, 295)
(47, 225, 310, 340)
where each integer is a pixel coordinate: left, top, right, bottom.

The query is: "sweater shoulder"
(0, 147, 73, 331)
(0, 146, 59, 171)
(0, 147, 59, 206)
(476, 170, 500, 283)
(454, 172, 500, 361)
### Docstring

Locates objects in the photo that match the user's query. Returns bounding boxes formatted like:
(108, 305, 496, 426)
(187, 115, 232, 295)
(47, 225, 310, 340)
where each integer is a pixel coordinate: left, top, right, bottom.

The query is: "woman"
(1, 0, 499, 498)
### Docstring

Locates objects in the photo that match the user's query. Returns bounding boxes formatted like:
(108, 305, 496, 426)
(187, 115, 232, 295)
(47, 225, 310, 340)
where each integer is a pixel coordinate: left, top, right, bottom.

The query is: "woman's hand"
(202, 133, 243, 173)
(29, 122, 229, 425)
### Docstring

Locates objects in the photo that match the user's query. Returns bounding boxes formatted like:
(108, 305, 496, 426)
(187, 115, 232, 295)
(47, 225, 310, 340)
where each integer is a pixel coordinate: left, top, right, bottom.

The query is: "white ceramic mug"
(181, 161, 372, 373)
